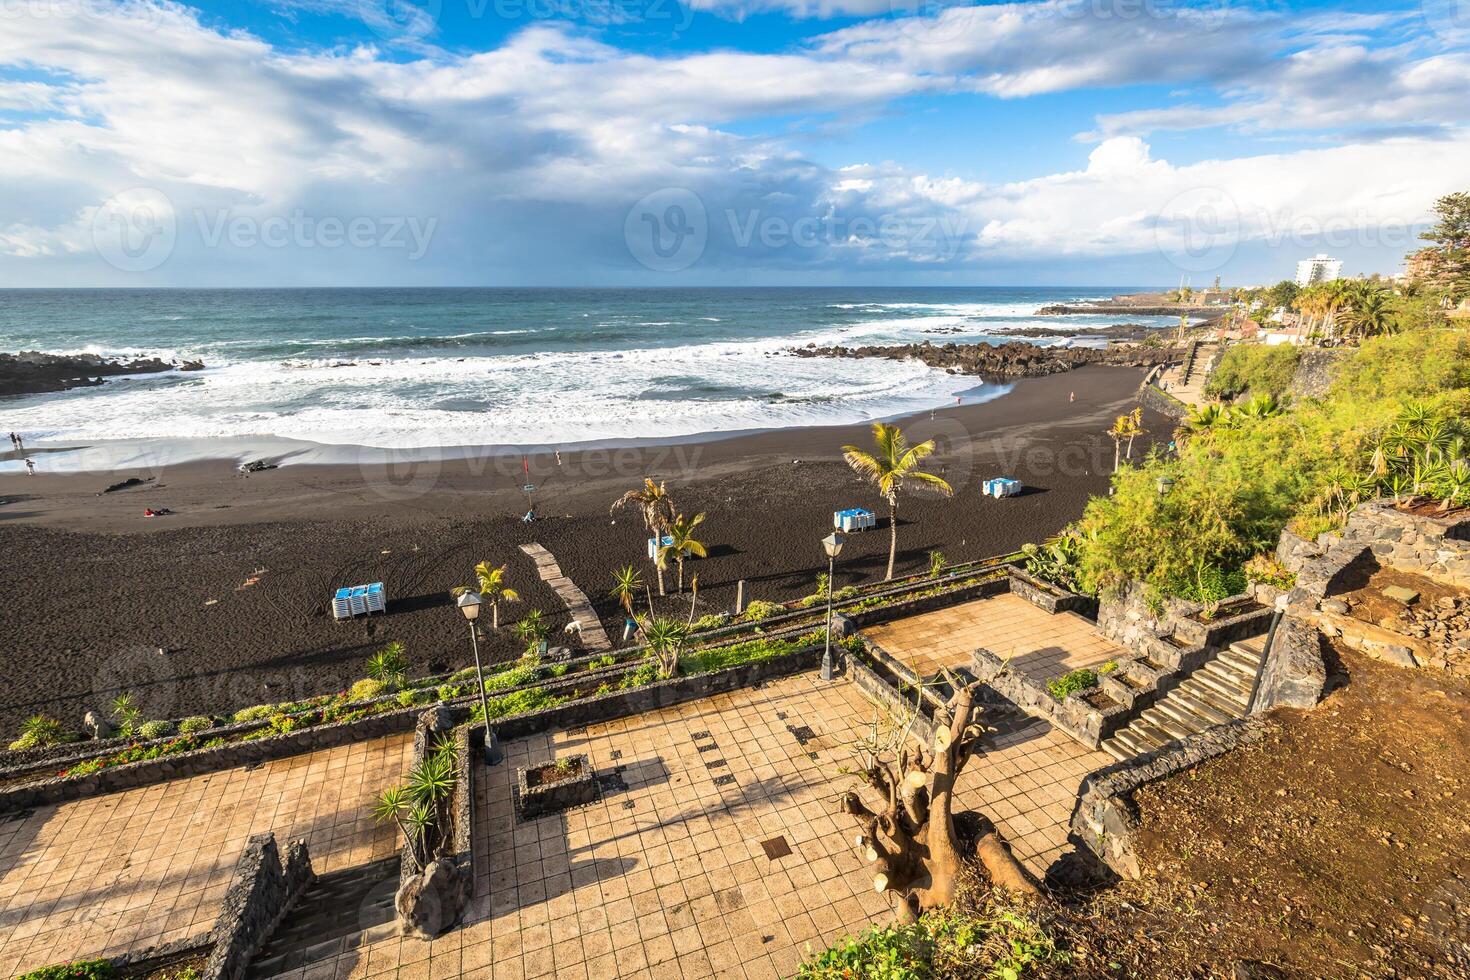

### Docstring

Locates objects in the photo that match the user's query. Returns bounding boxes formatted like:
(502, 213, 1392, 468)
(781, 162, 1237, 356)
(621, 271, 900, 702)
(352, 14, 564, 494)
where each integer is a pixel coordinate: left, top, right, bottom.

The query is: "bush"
(436, 684, 467, 702)
(19, 959, 115, 980)
(1172, 564, 1247, 604)
(1243, 554, 1296, 589)
(618, 662, 661, 689)
(691, 613, 730, 631)
(178, 716, 214, 736)
(468, 686, 566, 724)
(8, 715, 70, 751)
(137, 720, 175, 741)
(1205, 344, 1300, 400)
(365, 643, 410, 688)
(1046, 669, 1098, 701)
(740, 599, 783, 621)
(233, 704, 276, 723)
(349, 678, 388, 701)
(397, 689, 425, 708)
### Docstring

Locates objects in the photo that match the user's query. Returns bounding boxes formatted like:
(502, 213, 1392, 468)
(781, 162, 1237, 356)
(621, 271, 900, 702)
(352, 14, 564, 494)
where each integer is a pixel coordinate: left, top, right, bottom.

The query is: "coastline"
(0, 365, 1166, 733)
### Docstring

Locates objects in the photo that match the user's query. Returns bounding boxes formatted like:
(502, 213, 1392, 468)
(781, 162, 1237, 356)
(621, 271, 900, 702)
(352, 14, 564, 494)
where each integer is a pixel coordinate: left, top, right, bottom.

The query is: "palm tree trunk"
(1113, 440, 1121, 472)
(677, 558, 684, 594)
(655, 561, 666, 597)
(491, 600, 499, 631)
(886, 496, 898, 581)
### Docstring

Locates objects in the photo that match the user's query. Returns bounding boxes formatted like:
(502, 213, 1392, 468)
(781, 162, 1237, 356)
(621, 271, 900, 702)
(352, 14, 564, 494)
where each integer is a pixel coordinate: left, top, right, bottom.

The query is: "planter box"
(1006, 570, 1094, 615)
(516, 754, 598, 820)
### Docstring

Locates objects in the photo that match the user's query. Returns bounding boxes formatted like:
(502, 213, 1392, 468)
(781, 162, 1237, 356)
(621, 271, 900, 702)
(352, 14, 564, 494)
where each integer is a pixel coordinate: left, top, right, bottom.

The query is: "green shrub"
(1172, 564, 1247, 604)
(468, 687, 566, 724)
(1243, 554, 1296, 589)
(436, 684, 467, 702)
(365, 643, 409, 688)
(349, 678, 388, 701)
(1205, 343, 1300, 400)
(482, 659, 542, 692)
(178, 716, 214, 736)
(8, 715, 70, 751)
(397, 689, 424, 708)
(798, 901, 1068, 979)
(740, 599, 783, 621)
(1046, 669, 1098, 701)
(19, 958, 115, 980)
(680, 629, 825, 675)
(618, 662, 660, 689)
(233, 704, 276, 723)
(690, 613, 729, 631)
(137, 720, 175, 741)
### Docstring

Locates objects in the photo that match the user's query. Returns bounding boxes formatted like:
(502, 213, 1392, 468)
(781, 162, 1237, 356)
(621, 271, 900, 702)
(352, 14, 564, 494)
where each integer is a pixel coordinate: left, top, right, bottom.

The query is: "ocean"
(0, 287, 1170, 451)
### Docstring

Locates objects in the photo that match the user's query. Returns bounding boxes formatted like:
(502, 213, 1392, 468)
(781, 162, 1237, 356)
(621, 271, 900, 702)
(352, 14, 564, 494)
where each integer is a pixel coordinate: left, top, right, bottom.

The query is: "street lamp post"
(456, 591, 503, 766)
(821, 530, 845, 681)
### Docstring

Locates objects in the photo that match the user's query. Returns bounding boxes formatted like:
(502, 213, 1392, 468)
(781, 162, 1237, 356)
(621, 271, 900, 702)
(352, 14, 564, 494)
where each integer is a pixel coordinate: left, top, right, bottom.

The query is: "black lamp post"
(457, 591, 503, 765)
(822, 530, 845, 681)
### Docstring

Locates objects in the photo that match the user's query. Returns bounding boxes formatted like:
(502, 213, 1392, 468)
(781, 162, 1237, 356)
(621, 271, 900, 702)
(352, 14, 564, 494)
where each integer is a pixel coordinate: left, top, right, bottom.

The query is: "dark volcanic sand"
(0, 366, 1164, 735)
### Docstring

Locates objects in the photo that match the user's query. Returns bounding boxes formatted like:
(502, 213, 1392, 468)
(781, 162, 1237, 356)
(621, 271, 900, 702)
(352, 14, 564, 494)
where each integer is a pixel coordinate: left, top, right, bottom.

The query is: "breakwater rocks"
(1, 350, 187, 397)
(1035, 302, 1225, 320)
(789, 339, 1181, 378)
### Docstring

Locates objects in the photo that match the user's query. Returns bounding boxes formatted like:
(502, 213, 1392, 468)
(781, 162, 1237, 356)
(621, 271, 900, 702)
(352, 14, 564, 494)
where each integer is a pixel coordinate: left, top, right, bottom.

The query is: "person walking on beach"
(24, 458, 35, 476)
(7, 432, 15, 451)
(14, 433, 22, 452)
(1069, 391, 1075, 403)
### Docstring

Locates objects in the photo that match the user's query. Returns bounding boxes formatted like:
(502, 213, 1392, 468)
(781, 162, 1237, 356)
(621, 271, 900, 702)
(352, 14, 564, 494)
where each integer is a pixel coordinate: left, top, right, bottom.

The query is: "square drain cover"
(761, 836, 792, 860)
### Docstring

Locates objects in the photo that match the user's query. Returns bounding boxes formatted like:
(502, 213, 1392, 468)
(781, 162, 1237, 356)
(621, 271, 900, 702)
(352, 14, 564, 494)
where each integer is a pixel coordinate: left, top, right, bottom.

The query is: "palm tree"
(659, 512, 708, 593)
(1123, 407, 1146, 459)
(612, 479, 677, 596)
(842, 422, 954, 581)
(451, 562, 519, 630)
(1344, 284, 1392, 338)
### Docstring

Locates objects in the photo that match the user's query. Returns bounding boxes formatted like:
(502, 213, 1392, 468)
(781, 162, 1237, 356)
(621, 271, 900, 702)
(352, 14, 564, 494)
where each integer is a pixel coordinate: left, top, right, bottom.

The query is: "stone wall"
(1289, 347, 1350, 399)
(203, 833, 314, 980)
(1252, 614, 1326, 712)
(971, 647, 1127, 748)
(1138, 382, 1189, 420)
(1007, 570, 1094, 616)
(1096, 579, 1196, 652)
(1071, 716, 1272, 878)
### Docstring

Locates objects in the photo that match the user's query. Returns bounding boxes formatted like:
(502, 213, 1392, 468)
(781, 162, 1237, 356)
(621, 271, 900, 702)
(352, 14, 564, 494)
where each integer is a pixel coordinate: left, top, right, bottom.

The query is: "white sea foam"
(6, 333, 992, 451)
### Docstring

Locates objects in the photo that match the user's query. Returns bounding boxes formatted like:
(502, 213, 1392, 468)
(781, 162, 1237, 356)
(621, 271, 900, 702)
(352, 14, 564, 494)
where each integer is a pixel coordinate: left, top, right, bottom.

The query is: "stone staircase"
(1100, 635, 1266, 761)
(247, 856, 400, 978)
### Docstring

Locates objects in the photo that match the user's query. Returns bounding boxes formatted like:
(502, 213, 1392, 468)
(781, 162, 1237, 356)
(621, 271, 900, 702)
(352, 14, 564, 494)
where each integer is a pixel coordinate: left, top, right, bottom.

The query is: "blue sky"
(1, 0, 1468, 286)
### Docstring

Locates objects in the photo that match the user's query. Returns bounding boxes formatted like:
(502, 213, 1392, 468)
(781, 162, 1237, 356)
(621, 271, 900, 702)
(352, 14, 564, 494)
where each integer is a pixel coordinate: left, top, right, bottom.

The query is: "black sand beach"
(0, 365, 1165, 735)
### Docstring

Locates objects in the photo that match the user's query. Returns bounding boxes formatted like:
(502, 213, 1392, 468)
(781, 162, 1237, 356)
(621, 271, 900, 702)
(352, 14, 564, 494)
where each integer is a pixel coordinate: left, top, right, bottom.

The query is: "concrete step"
(1150, 698, 1215, 736)
(248, 856, 401, 979)
(1190, 669, 1250, 707)
(1168, 685, 1236, 724)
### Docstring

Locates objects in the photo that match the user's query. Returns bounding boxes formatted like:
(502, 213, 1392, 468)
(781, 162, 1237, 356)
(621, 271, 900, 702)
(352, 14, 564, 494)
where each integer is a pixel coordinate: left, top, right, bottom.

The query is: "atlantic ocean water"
(0, 287, 1169, 450)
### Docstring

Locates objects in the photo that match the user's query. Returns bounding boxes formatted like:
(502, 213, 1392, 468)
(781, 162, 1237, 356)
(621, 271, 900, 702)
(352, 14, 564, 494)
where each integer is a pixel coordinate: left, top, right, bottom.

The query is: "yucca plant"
(111, 693, 143, 738)
(372, 784, 422, 871)
(512, 609, 550, 655)
(643, 618, 690, 677)
(365, 643, 410, 688)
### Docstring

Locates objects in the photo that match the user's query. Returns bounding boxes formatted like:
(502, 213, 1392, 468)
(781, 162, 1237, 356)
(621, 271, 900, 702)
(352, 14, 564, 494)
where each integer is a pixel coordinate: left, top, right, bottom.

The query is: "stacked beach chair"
(333, 581, 387, 620)
(981, 478, 1023, 499)
(834, 508, 876, 532)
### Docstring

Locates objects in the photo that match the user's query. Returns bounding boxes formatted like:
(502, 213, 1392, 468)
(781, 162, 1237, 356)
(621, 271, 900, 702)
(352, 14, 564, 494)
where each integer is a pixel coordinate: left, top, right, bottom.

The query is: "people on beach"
(1069, 391, 1075, 402)
(24, 458, 35, 475)
(7, 432, 15, 450)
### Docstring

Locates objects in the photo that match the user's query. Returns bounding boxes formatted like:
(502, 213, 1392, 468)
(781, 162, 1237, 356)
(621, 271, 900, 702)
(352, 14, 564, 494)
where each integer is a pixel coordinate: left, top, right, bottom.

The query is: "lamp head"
(456, 591, 483, 621)
(822, 531, 845, 559)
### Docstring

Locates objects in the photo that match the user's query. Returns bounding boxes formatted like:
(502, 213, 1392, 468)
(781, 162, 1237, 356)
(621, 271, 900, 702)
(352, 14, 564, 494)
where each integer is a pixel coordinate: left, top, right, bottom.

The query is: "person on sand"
(1069, 391, 1075, 402)
(7, 432, 14, 450)
(24, 458, 35, 476)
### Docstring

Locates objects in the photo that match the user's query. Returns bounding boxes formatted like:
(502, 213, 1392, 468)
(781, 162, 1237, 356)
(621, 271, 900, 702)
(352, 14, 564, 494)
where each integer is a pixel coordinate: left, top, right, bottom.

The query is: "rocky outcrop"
(789, 339, 1181, 379)
(395, 858, 466, 940)
(1036, 303, 1225, 320)
(1, 350, 185, 397)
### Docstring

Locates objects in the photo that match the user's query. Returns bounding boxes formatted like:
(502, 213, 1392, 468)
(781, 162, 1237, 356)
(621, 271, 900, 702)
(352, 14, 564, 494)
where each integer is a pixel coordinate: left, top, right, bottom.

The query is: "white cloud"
(0, 0, 1462, 284)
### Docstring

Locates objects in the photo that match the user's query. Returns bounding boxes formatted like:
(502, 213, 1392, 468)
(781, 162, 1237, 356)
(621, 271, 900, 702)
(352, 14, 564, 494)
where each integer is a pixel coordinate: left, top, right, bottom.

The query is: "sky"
(0, 0, 1468, 287)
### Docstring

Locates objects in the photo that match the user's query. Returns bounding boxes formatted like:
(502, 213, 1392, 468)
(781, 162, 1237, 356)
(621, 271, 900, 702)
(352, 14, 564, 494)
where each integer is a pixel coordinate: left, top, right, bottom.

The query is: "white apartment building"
(1295, 254, 1343, 286)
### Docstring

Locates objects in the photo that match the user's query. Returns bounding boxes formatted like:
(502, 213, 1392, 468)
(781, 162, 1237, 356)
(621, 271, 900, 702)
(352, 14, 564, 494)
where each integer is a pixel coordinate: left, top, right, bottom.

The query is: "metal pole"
(470, 622, 502, 765)
(822, 555, 835, 681)
(1244, 606, 1283, 716)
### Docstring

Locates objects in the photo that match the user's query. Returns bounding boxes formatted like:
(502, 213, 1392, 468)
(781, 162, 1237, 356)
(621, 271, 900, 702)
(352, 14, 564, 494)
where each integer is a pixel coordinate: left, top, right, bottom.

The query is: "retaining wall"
(1253, 615, 1327, 712)
(1070, 716, 1272, 878)
(202, 833, 315, 980)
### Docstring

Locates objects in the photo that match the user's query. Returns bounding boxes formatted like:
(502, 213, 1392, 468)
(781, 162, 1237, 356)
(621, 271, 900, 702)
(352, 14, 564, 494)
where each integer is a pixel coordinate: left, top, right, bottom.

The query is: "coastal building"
(1295, 254, 1343, 286)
